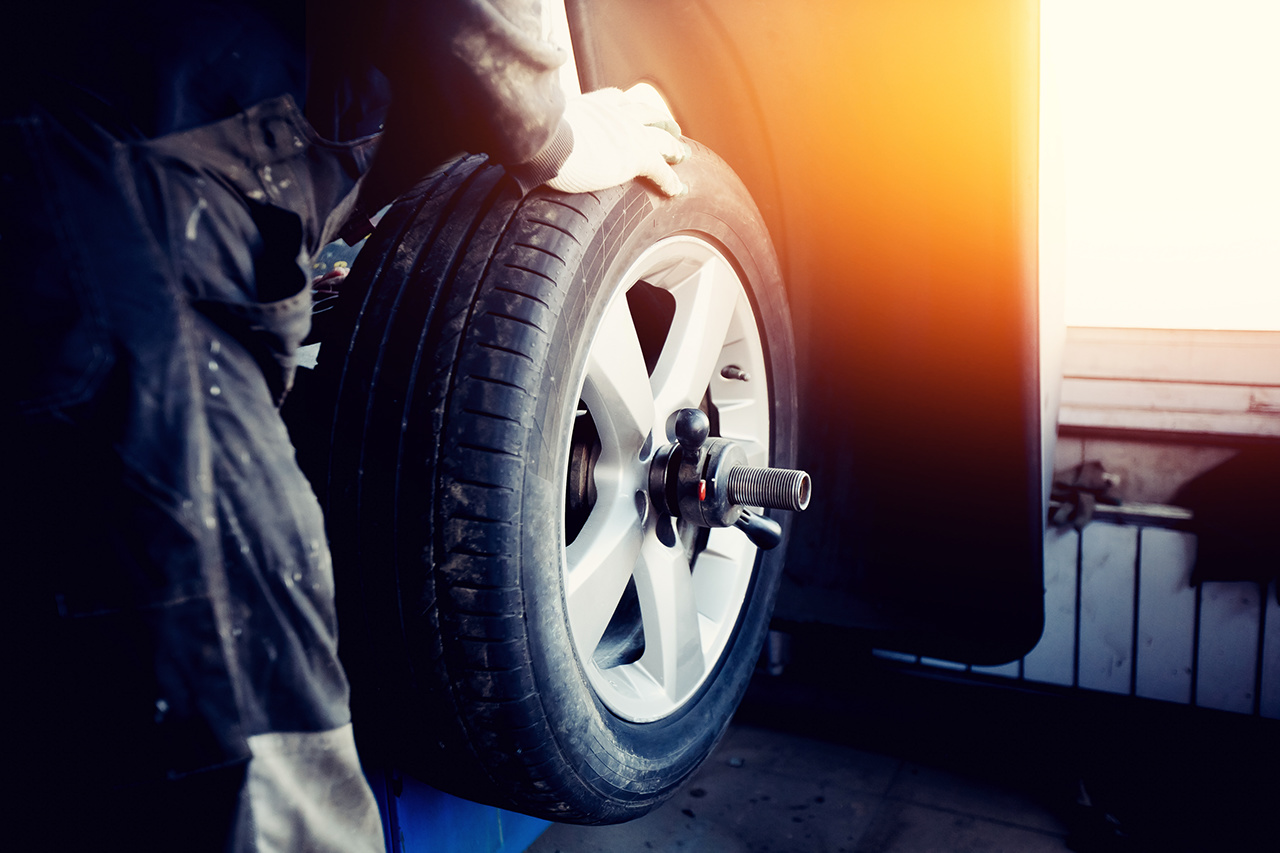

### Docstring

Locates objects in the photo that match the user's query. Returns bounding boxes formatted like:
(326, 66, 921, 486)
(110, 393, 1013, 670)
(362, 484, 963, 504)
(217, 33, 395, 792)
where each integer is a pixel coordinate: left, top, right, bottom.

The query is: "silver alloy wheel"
(563, 235, 770, 723)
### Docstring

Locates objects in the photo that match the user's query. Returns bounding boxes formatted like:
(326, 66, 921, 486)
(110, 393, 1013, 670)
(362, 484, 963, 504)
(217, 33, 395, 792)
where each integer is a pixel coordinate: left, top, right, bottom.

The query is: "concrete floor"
(527, 627, 1279, 853)
(529, 722, 1070, 853)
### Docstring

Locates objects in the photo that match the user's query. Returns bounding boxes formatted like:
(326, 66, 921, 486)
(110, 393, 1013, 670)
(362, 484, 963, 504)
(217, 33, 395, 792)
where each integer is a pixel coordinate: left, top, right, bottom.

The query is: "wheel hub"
(648, 408, 811, 549)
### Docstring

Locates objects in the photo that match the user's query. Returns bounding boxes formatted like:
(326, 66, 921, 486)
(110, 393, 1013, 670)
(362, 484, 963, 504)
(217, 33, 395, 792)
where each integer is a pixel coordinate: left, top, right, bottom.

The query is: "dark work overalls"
(1, 4, 387, 848)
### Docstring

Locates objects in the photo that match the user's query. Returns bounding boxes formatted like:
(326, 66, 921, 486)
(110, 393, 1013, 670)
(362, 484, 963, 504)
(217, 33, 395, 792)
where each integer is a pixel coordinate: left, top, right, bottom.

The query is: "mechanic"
(1, 1, 686, 849)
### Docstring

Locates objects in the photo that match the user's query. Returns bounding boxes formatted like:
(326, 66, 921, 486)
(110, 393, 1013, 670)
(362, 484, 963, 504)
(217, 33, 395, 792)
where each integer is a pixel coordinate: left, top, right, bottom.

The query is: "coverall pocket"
(194, 281, 315, 406)
(136, 146, 315, 406)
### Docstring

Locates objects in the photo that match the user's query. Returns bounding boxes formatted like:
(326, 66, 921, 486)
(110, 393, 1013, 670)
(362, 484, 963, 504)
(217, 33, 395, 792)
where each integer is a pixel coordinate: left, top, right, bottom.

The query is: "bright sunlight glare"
(1046, 0, 1280, 330)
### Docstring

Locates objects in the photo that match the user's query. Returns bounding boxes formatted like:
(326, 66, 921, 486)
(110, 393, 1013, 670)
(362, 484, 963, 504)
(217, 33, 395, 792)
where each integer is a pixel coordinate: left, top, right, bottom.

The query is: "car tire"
(315, 144, 797, 823)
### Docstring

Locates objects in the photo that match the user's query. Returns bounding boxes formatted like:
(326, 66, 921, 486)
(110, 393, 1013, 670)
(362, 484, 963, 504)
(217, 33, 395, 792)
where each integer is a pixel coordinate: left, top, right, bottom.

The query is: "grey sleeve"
(357, 0, 575, 211)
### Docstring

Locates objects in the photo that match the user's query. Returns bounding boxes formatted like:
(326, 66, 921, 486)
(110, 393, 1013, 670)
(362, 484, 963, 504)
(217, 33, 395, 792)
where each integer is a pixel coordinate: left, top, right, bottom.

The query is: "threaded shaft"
(726, 466, 811, 512)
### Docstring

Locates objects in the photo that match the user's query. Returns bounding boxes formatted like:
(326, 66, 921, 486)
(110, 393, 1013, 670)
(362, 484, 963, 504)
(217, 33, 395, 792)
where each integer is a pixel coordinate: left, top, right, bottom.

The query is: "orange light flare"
(752, 1, 1040, 425)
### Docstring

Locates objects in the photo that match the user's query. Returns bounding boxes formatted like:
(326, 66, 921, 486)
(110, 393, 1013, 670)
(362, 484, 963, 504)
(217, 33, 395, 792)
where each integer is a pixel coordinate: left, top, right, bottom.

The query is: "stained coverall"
(0, 1, 684, 849)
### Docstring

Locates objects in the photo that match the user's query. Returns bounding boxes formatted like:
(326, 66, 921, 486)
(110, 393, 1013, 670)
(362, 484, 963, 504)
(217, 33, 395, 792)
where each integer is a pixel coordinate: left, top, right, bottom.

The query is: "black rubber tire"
(314, 145, 797, 823)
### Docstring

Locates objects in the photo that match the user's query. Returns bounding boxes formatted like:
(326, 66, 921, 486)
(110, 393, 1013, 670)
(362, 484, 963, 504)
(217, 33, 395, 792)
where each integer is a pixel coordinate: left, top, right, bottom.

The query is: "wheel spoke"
(584, 295, 655, 457)
(691, 532, 753, 632)
(564, 497, 645, 658)
(632, 534, 706, 701)
(651, 258, 740, 419)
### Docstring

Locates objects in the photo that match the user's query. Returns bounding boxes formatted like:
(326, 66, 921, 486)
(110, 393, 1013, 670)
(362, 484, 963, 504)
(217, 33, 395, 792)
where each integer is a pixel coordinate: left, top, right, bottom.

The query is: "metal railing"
(876, 507, 1280, 719)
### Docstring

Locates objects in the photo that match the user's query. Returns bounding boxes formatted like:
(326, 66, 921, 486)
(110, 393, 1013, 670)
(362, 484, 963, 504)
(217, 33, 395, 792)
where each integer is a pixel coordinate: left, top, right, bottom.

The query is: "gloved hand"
(547, 83, 693, 197)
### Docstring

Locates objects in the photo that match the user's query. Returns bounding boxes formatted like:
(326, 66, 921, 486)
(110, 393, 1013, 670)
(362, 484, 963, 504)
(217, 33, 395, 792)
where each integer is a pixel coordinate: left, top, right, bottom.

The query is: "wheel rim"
(562, 235, 770, 723)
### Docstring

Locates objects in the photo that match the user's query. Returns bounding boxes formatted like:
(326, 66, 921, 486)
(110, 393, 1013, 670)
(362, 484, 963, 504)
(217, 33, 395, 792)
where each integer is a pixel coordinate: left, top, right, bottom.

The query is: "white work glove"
(547, 83, 692, 197)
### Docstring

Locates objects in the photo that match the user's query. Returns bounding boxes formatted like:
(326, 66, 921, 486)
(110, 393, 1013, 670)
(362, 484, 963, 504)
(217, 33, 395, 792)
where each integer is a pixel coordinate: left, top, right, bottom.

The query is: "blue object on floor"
(367, 768, 551, 853)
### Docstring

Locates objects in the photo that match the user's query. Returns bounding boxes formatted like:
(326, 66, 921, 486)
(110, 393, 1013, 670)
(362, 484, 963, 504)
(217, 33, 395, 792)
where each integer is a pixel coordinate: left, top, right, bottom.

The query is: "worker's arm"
(355, 0, 686, 220)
